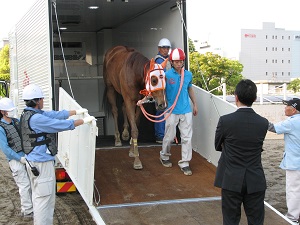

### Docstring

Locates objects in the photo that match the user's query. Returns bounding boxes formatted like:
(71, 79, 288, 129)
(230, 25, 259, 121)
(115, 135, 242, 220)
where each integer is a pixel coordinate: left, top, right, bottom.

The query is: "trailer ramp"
(94, 145, 291, 225)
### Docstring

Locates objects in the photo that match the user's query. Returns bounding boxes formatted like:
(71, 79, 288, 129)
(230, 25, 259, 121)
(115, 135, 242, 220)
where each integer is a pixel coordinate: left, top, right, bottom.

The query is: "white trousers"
(160, 112, 193, 168)
(286, 170, 300, 222)
(9, 160, 33, 215)
(26, 160, 56, 225)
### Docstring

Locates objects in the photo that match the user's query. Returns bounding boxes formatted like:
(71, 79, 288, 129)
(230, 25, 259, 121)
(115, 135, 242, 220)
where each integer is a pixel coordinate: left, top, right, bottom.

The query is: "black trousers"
(221, 184, 265, 225)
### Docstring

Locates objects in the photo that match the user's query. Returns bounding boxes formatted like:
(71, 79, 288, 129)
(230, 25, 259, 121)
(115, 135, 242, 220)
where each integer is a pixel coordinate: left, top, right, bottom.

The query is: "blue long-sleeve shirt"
(24, 107, 75, 162)
(274, 113, 300, 170)
(0, 118, 24, 162)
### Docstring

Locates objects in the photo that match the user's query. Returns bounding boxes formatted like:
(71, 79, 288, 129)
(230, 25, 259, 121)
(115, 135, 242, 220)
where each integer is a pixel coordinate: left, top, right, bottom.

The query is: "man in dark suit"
(214, 79, 269, 225)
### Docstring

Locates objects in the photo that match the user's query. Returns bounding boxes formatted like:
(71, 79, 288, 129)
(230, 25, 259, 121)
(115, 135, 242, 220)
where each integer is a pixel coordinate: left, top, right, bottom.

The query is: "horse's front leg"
(126, 101, 142, 170)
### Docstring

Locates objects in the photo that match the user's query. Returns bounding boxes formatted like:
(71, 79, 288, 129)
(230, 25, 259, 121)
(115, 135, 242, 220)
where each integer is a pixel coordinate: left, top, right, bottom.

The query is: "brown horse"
(103, 46, 167, 169)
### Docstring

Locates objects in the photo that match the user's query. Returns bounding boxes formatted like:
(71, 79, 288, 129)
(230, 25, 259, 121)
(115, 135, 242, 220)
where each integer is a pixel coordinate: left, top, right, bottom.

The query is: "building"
(240, 22, 300, 83)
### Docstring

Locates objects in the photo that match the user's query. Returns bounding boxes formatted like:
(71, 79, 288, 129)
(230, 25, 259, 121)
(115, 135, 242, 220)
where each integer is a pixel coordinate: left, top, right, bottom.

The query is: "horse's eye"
(151, 76, 158, 86)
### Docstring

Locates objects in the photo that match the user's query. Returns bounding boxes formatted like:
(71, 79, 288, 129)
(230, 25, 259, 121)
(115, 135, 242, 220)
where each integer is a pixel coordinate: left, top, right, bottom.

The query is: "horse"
(102, 46, 168, 169)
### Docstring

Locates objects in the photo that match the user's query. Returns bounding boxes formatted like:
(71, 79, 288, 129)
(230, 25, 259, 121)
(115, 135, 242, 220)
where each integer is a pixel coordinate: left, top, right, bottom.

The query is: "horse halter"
(140, 63, 166, 97)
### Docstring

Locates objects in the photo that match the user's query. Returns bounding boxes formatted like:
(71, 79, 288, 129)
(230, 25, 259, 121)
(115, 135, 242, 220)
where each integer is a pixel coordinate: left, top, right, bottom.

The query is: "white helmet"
(0, 97, 16, 111)
(158, 38, 171, 48)
(22, 84, 44, 100)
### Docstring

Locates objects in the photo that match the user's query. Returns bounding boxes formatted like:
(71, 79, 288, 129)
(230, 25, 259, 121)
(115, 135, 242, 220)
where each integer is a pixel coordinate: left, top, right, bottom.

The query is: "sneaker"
(181, 166, 192, 176)
(23, 212, 34, 218)
(156, 137, 163, 144)
(160, 158, 172, 167)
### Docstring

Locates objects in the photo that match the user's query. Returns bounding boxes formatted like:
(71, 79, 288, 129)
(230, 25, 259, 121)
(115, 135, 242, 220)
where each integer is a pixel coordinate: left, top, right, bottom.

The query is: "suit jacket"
(214, 108, 269, 194)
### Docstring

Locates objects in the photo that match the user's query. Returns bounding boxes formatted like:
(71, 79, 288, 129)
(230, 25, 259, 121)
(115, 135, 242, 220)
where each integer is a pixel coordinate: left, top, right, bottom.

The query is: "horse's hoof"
(129, 151, 135, 157)
(122, 131, 130, 141)
(134, 164, 143, 170)
(115, 141, 122, 147)
(133, 159, 143, 170)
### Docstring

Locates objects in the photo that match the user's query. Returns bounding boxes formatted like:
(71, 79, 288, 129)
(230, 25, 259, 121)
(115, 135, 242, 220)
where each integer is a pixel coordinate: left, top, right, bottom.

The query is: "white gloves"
(76, 108, 88, 115)
(83, 116, 96, 124)
(20, 157, 26, 165)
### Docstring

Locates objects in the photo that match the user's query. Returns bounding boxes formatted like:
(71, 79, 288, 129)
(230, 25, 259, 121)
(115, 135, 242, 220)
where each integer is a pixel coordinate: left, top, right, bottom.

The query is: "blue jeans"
(155, 110, 165, 139)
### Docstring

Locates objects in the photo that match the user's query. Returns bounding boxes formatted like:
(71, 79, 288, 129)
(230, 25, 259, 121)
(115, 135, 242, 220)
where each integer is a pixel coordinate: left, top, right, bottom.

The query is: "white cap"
(158, 38, 171, 47)
(0, 97, 16, 111)
(22, 84, 44, 100)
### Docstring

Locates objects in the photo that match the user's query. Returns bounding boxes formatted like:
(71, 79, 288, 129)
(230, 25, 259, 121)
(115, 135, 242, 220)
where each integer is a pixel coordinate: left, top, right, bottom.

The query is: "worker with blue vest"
(0, 97, 33, 218)
(19, 84, 95, 225)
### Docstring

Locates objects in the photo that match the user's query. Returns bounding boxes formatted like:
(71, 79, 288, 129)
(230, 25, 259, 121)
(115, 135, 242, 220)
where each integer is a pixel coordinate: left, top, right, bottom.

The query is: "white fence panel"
(192, 85, 236, 167)
(57, 88, 97, 205)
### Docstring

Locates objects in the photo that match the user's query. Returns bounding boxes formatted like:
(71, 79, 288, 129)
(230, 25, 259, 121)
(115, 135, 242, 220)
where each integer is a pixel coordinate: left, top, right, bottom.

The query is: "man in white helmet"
(19, 84, 95, 225)
(154, 38, 172, 143)
(159, 48, 198, 176)
(0, 97, 33, 218)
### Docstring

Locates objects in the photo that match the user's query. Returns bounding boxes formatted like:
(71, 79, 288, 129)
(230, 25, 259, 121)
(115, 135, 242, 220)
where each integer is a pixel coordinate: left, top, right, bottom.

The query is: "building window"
(266, 72, 268, 76)
(272, 59, 274, 63)
(288, 48, 291, 51)
(282, 72, 284, 76)
(288, 72, 290, 76)
(282, 36, 284, 39)
(275, 36, 277, 39)
(282, 60, 284, 63)
(266, 47, 268, 51)
(282, 48, 284, 51)
(288, 36, 290, 40)
(272, 47, 274, 51)
(266, 35, 268, 39)
(266, 59, 268, 63)
(275, 59, 277, 63)
(272, 35, 274, 39)
(275, 47, 277, 51)
(288, 60, 290, 63)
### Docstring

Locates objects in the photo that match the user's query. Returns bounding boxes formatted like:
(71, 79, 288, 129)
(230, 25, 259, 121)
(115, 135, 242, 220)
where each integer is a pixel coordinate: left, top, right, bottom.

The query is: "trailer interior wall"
(191, 86, 236, 166)
(100, 1, 185, 59)
(54, 1, 185, 136)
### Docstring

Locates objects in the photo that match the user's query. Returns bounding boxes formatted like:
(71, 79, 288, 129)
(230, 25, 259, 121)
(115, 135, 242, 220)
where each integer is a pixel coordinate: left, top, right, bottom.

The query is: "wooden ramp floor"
(94, 145, 290, 225)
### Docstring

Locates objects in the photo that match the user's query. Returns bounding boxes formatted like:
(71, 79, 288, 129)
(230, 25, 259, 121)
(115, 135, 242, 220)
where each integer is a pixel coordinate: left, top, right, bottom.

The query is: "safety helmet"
(22, 84, 44, 100)
(0, 97, 16, 111)
(158, 38, 171, 48)
(169, 48, 186, 61)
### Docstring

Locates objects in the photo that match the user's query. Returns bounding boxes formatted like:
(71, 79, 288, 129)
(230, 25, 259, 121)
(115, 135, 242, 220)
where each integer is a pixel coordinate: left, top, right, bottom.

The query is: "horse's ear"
(160, 58, 168, 70)
(150, 58, 155, 70)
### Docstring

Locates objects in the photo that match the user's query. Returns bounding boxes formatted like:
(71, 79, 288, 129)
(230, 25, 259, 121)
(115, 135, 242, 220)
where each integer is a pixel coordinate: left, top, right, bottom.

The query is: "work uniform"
(0, 118, 33, 216)
(154, 53, 170, 141)
(160, 67, 193, 168)
(20, 107, 76, 225)
(274, 113, 300, 223)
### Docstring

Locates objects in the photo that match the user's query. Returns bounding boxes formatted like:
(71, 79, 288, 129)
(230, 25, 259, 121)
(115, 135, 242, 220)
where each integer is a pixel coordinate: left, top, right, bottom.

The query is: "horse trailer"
(8, 0, 293, 224)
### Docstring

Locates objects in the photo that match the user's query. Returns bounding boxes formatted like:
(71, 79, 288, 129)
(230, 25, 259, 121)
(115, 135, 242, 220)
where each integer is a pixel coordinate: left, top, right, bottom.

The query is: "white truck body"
(9, 0, 292, 224)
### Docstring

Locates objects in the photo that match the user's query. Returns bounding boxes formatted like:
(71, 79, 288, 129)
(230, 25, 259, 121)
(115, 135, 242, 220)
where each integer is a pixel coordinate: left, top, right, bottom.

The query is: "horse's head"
(144, 58, 168, 111)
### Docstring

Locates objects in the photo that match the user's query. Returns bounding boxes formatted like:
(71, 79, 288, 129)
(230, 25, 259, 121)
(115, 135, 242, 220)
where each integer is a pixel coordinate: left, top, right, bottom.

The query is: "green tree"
(188, 38, 196, 53)
(0, 45, 10, 81)
(287, 78, 300, 93)
(189, 51, 244, 95)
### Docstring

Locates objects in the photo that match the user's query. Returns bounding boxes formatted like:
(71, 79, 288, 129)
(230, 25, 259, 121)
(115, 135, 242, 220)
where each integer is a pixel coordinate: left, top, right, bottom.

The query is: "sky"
(0, 0, 37, 47)
(1, 0, 300, 58)
(186, 0, 300, 59)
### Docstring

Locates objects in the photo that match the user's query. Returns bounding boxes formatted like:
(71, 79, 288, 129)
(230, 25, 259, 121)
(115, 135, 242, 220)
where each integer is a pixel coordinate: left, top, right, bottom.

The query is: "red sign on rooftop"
(245, 34, 256, 38)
